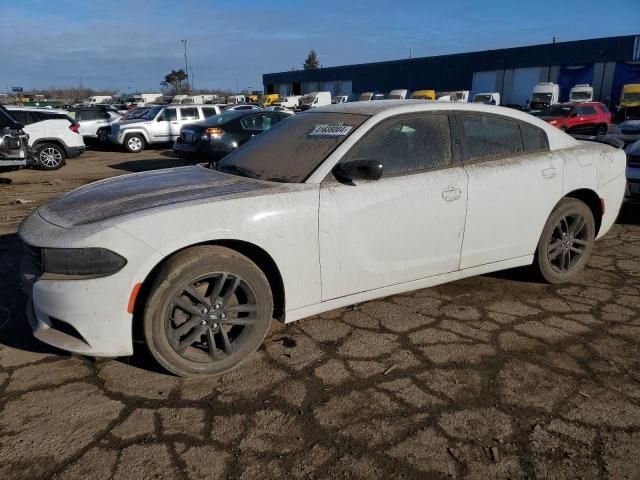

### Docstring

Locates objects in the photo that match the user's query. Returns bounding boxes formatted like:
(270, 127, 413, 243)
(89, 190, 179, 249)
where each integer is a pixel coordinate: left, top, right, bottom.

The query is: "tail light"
(204, 127, 224, 139)
(69, 122, 80, 134)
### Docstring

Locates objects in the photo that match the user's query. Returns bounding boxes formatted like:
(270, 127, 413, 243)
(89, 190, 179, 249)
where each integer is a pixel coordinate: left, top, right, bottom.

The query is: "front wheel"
(124, 133, 146, 153)
(143, 246, 273, 377)
(595, 124, 608, 136)
(535, 198, 595, 284)
(35, 143, 66, 170)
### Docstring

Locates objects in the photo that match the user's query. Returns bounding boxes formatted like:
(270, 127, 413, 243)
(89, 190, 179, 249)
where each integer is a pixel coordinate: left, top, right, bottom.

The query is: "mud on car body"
(20, 101, 626, 377)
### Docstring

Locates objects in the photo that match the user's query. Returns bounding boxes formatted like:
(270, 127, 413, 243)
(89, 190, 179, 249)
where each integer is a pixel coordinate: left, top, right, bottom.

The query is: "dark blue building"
(263, 35, 640, 107)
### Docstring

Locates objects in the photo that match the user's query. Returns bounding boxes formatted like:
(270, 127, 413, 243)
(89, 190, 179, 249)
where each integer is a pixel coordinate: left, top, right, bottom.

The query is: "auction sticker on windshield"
(309, 124, 353, 136)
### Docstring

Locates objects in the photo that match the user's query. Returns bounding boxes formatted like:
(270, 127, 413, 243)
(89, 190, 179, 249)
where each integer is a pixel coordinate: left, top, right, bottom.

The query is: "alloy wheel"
(164, 272, 258, 363)
(127, 137, 142, 151)
(39, 147, 63, 168)
(547, 213, 588, 273)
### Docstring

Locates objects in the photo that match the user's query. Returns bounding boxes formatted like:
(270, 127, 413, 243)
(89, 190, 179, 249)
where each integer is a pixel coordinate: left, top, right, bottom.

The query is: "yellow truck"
(618, 84, 640, 119)
(246, 94, 260, 103)
(259, 94, 280, 106)
(411, 90, 436, 100)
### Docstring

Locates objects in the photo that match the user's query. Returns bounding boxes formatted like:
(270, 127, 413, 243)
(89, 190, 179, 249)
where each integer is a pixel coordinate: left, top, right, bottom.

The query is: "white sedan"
(20, 101, 626, 376)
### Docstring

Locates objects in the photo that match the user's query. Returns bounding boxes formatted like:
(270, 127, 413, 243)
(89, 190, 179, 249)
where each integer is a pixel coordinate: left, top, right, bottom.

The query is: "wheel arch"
(564, 188, 603, 236)
(32, 138, 68, 156)
(131, 239, 286, 342)
(122, 129, 150, 143)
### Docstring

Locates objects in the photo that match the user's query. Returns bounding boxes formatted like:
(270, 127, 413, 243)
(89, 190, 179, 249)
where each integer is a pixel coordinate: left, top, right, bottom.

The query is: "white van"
(388, 89, 408, 100)
(87, 95, 112, 104)
(569, 84, 593, 103)
(227, 95, 246, 104)
(274, 95, 302, 108)
(472, 92, 501, 105)
(530, 83, 560, 111)
(332, 95, 349, 104)
(437, 91, 469, 102)
(299, 91, 332, 110)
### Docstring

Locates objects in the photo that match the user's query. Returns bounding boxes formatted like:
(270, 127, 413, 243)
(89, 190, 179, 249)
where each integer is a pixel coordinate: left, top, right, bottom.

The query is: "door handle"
(542, 167, 557, 179)
(442, 188, 462, 201)
(171, 122, 179, 125)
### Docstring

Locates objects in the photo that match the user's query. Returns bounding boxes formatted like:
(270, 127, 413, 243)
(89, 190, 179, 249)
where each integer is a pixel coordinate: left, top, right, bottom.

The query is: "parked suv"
(108, 104, 222, 152)
(538, 102, 611, 135)
(0, 105, 30, 169)
(6, 107, 85, 170)
(67, 107, 122, 142)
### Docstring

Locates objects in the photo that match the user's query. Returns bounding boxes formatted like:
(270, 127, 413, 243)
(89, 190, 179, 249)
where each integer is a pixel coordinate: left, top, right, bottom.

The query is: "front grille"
(22, 243, 43, 273)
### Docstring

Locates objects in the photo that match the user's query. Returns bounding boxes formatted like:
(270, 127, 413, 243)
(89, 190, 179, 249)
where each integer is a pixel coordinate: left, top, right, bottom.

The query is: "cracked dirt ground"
(1, 150, 640, 479)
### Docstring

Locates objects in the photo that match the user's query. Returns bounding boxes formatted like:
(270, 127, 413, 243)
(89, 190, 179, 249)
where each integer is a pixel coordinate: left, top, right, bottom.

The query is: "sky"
(1, 0, 638, 93)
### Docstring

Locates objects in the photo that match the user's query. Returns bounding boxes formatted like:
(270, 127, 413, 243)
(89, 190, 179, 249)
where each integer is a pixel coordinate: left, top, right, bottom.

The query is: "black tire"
(123, 133, 146, 153)
(535, 198, 595, 284)
(34, 142, 66, 170)
(143, 245, 273, 377)
(559, 126, 567, 132)
(595, 124, 608, 136)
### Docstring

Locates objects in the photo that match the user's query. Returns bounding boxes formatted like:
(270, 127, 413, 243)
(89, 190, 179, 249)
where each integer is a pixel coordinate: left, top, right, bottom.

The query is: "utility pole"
(190, 66, 194, 92)
(181, 39, 189, 90)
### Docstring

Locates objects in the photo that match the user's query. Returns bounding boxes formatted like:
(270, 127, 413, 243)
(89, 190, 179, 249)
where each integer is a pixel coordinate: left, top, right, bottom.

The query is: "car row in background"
(108, 104, 222, 152)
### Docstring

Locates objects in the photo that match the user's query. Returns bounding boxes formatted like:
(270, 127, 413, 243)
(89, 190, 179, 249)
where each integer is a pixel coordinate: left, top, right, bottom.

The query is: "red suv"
(539, 102, 611, 135)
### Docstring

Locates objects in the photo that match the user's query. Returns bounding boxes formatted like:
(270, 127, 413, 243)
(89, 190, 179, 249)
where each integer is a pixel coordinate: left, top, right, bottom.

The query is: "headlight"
(42, 248, 127, 277)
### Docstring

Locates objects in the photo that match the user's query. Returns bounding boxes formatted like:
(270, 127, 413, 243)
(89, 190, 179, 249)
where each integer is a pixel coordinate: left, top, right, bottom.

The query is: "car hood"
(38, 166, 276, 228)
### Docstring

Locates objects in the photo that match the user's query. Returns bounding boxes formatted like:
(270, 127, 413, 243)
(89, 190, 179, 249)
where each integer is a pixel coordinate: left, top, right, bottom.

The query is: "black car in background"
(173, 109, 292, 160)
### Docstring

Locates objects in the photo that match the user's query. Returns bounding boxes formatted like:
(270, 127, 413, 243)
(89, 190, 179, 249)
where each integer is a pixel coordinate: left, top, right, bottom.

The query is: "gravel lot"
(1, 145, 640, 479)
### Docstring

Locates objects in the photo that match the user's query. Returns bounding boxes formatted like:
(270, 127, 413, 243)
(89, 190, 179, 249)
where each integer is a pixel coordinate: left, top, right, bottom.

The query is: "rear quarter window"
(520, 123, 549, 152)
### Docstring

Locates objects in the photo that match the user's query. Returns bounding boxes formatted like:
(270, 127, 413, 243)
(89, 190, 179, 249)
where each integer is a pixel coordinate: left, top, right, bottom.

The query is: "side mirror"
(333, 159, 383, 183)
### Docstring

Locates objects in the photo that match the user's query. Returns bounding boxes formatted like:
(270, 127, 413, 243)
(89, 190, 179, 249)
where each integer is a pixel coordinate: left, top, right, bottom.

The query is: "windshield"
(215, 112, 369, 183)
(358, 93, 373, 101)
(301, 95, 316, 104)
(570, 91, 591, 101)
(473, 95, 492, 103)
(142, 106, 162, 119)
(532, 93, 553, 102)
(623, 93, 640, 102)
(542, 104, 572, 117)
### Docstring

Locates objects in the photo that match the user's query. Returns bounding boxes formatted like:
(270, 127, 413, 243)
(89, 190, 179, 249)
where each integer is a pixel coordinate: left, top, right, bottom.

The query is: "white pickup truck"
(107, 104, 222, 152)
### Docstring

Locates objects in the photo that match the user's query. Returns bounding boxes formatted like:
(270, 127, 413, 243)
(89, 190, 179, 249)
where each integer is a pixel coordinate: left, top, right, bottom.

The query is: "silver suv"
(108, 104, 221, 153)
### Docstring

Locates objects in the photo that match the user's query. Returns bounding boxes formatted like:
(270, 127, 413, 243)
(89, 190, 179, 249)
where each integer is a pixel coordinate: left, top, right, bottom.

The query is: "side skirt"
(283, 255, 534, 324)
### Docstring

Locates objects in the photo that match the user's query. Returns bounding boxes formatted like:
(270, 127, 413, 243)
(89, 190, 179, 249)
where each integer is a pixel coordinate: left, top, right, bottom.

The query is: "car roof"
(6, 106, 68, 114)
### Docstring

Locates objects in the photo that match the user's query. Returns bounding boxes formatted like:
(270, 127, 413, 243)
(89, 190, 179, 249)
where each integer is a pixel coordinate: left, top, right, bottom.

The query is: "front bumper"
(107, 130, 124, 145)
(626, 166, 640, 202)
(19, 211, 163, 357)
(0, 159, 27, 167)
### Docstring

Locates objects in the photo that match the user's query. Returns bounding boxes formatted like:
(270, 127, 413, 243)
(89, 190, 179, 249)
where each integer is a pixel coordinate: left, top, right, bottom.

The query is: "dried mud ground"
(1, 146, 640, 479)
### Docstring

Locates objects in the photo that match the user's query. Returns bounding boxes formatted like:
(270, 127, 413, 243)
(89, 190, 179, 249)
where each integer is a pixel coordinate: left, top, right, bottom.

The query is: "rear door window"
(458, 114, 524, 161)
(158, 108, 177, 121)
(241, 113, 279, 131)
(580, 106, 598, 116)
(179, 107, 199, 120)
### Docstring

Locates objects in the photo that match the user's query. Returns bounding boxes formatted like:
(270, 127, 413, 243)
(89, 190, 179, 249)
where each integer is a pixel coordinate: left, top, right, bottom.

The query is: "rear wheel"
(124, 133, 145, 153)
(595, 124, 608, 136)
(535, 198, 595, 284)
(143, 246, 273, 377)
(34, 143, 66, 170)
